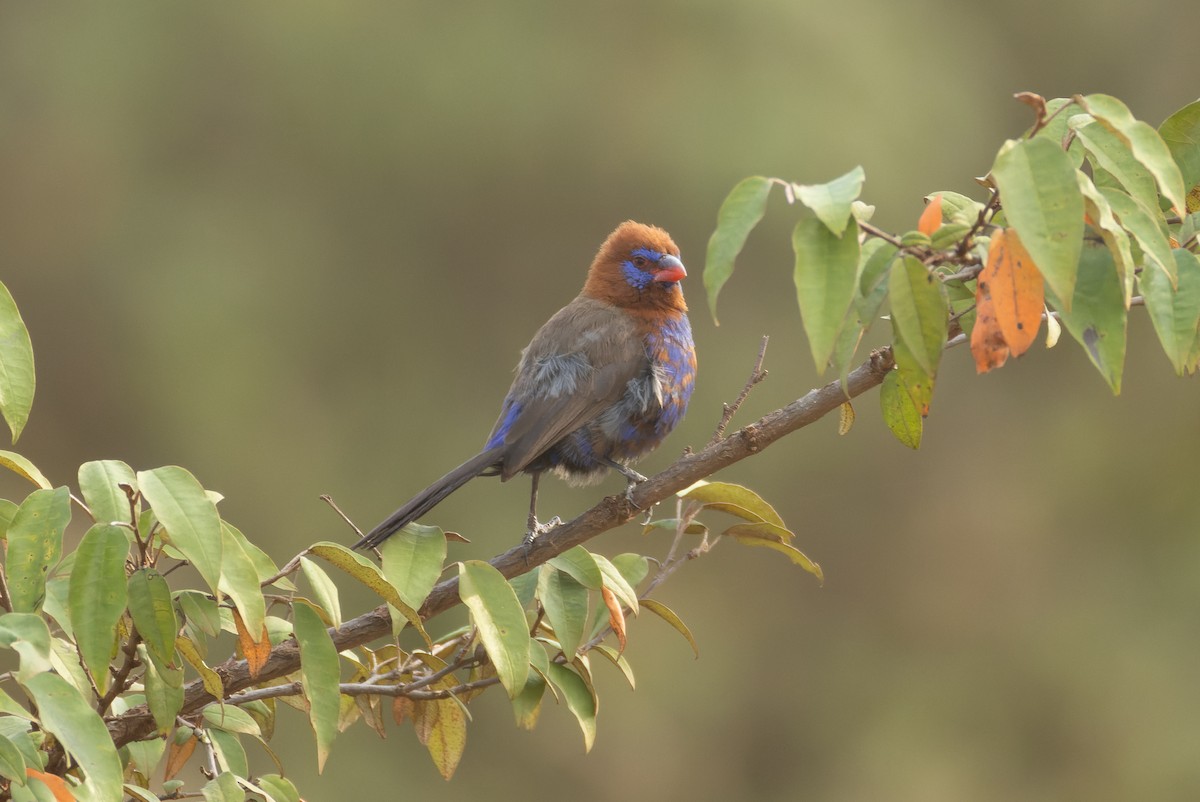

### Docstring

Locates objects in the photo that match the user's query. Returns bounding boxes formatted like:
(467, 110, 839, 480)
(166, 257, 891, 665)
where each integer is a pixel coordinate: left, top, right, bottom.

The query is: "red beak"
(653, 255, 687, 283)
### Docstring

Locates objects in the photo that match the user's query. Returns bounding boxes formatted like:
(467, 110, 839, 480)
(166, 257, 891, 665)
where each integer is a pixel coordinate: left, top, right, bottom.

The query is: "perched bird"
(354, 221, 696, 550)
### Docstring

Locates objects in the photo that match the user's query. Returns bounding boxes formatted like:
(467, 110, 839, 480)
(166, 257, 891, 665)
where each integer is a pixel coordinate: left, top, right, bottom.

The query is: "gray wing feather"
(494, 297, 645, 478)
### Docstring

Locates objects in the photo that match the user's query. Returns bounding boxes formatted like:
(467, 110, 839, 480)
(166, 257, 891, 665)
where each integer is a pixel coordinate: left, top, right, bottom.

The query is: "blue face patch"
(622, 260, 654, 290)
(630, 247, 664, 263)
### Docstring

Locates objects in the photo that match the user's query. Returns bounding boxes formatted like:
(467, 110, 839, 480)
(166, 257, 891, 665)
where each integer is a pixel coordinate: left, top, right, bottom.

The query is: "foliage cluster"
(0, 92, 1196, 800)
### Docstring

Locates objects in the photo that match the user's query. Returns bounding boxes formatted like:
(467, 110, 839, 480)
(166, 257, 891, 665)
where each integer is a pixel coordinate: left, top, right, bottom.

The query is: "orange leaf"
(233, 609, 271, 679)
(983, 228, 1044, 356)
(971, 260, 1010, 373)
(392, 695, 414, 725)
(601, 586, 627, 654)
(25, 770, 75, 802)
(917, 194, 943, 236)
(164, 732, 198, 781)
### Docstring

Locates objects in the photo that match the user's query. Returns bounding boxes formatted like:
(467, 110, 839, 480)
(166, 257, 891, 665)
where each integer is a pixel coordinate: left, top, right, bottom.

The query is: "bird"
(353, 220, 696, 551)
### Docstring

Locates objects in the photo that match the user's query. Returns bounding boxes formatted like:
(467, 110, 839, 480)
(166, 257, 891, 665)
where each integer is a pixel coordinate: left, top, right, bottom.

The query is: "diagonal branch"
(106, 346, 897, 748)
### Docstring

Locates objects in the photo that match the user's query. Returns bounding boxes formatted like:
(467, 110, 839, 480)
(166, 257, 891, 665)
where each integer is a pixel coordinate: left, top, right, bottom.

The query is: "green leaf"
(137, 466, 223, 593)
(537, 565, 588, 658)
(704, 176, 772, 324)
(124, 735, 166, 780)
(1070, 117, 1159, 210)
(0, 499, 17, 539)
(0, 613, 52, 682)
(0, 451, 50, 490)
(543, 662, 597, 752)
(123, 783, 164, 802)
(141, 644, 184, 734)
(78, 460, 137, 527)
(1140, 249, 1200, 375)
(890, 330, 935, 418)
(22, 672, 123, 800)
(68, 524, 128, 692)
(207, 727, 249, 778)
(218, 523, 267, 637)
(857, 240, 898, 322)
(888, 255, 948, 378)
(175, 636, 224, 700)
(508, 569, 539, 609)
(640, 598, 699, 658)
(221, 521, 285, 588)
(1159, 100, 1200, 196)
(0, 281, 35, 443)
(128, 568, 178, 668)
(306, 542, 430, 646)
(511, 660, 547, 730)
(792, 216, 861, 373)
(610, 553, 650, 589)
(591, 643, 636, 689)
(6, 487, 70, 613)
(726, 530, 824, 583)
(641, 517, 708, 536)
(680, 480, 786, 527)
(292, 600, 340, 773)
(201, 771, 244, 802)
(0, 718, 39, 774)
(202, 703, 262, 737)
(176, 590, 221, 638)
(1098, 186, 1176, 287)
(256, 775, 301, 802)
(928, 191, 985, 225)
(379, 523, 447, 610)
(991, 137, 1085, 306)
(1078, 93, 1188, 215)
(794, 165, 865, 237)
(1050, 243, 1127, 393)
(40, 577, 71, 642)
(1029, 97, 1080, 151)
(1076, 171, 1136, 304)
(590, 553, 639, 615)
(547, 545, 603, 589)
(299, 556, 342, 628)
(0, 731, 27, 786)
(829, 305, 866, 392)
(458, 560, 530, 699)
(880, 368, 922, 449)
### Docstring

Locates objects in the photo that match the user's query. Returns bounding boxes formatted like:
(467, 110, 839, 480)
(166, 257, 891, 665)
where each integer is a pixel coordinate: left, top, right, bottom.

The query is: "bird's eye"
(633, 255, 647, 268)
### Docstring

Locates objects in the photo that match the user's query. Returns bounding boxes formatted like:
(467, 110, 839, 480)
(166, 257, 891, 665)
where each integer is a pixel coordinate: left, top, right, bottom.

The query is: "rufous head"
(581, 221, 688, 312)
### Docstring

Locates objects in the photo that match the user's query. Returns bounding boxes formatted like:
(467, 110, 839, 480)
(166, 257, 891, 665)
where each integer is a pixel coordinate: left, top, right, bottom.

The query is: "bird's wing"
(490, 297, 646, 478)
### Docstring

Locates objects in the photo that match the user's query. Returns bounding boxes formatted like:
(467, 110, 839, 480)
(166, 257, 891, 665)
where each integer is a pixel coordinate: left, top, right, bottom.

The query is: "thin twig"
(858, 220, 905, 248)
(320, 495, 363, 538)
(710, 335, 769, 445)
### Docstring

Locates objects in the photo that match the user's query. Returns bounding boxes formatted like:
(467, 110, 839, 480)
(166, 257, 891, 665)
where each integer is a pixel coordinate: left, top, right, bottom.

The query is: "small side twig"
(858, 220, 905, 248)
(710, 335, 769, 445)
(320, 494, 363, 538)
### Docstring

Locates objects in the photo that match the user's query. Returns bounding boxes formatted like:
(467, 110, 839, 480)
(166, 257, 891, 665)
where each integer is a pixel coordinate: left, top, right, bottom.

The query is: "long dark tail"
(353, 448, 502, 550)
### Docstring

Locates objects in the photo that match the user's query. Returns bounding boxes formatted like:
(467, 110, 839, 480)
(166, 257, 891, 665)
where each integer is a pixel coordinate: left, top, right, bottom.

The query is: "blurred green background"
(2, 2, 1198, 800)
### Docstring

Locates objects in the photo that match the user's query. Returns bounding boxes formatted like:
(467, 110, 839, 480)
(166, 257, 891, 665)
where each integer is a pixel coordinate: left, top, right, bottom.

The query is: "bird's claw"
(523, 515, 563, 546)
(622, 471, 649, 509)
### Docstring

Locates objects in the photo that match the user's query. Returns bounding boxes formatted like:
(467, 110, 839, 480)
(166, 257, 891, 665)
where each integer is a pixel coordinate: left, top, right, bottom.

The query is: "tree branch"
(106, 346, 897, 748)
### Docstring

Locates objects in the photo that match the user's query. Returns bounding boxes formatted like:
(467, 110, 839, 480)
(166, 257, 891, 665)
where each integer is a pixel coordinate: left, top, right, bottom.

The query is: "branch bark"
(107, 346, 896, 747)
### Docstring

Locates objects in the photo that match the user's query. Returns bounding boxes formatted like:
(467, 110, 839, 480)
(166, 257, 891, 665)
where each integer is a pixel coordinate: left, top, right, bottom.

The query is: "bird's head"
(582, 221, 688, 312)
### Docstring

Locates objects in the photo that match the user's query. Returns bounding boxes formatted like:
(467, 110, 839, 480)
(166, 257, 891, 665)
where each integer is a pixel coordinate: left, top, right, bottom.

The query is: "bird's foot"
(523, 515, 563, 547)
(622, 470, 649, 510)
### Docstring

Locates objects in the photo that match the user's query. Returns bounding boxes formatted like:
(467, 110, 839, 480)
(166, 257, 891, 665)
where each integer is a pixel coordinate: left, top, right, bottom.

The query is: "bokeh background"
(2, 2, 1198, 800)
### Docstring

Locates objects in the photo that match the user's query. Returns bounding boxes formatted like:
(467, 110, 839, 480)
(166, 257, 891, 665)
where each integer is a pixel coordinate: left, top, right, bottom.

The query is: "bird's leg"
(523, 472, 562, 546)
(599, 456, 648, 507)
